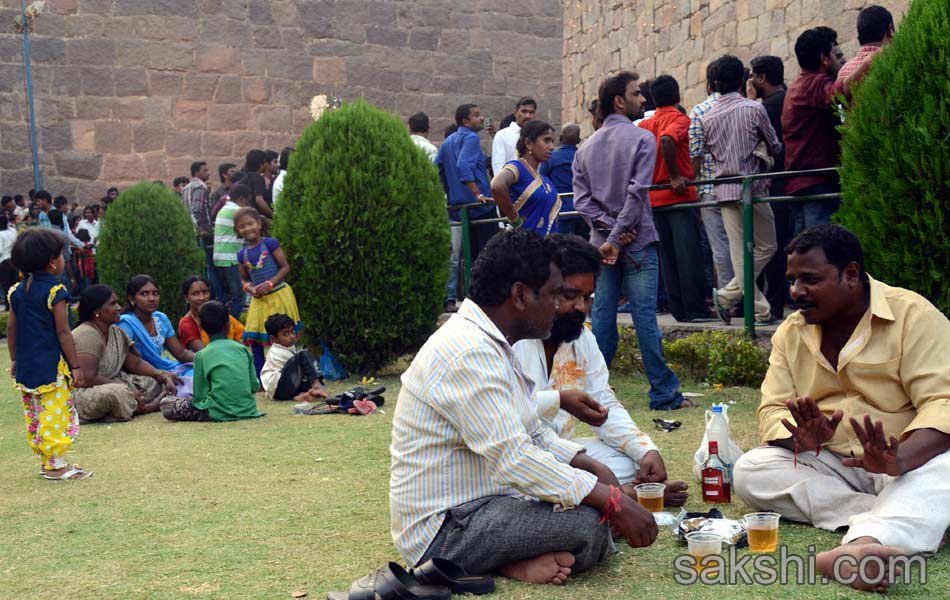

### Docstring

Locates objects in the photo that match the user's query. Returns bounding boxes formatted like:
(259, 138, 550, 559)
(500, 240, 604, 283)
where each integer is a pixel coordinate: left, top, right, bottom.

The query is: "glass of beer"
(744, 512, 780, 553)
(634, 482, 665, 512)
(686, 532, 723, 575)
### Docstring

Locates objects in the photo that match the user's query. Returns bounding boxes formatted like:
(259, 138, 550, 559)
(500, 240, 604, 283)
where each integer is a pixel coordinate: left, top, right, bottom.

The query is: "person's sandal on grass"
(42, 464, 93, 481)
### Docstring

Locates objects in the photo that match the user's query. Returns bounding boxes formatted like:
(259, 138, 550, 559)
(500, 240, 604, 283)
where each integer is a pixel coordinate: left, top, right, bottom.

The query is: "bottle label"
(702, 466, 731, 503)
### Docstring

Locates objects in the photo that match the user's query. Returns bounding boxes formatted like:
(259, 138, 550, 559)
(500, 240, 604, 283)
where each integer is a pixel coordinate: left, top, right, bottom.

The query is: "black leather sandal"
(326, 562, 450, 600)
(411, 558, 495, 595)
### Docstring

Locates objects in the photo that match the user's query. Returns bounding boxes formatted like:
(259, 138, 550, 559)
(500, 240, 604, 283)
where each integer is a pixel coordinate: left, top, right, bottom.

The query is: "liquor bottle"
(701, 440, 732, 503)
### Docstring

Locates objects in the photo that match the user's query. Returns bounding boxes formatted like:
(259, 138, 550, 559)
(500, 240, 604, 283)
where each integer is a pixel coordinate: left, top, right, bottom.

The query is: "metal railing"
(448, 167, 841, 338)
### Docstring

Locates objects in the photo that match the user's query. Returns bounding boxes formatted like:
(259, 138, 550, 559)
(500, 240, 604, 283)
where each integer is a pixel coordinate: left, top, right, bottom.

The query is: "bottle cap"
(708, 440, 719, 454)
(712, 405, 723, 413)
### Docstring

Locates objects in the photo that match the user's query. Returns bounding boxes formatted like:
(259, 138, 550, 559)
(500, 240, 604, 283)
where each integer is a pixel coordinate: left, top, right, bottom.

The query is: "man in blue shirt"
(540, 124, 585, 236)
(435, 103, 497, 312)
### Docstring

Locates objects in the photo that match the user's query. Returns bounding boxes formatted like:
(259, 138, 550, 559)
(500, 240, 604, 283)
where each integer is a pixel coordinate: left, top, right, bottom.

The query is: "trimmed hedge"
(273, 100, 449, 373)
(613, 328, 769, 387)
(838, 0, 950, 315)
(97, 181, 203, 321)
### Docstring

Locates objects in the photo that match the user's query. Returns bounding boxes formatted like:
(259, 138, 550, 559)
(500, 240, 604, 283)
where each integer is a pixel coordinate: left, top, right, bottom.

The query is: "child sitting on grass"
(161, 301, 264, 422)
(260, 313, 328, 402)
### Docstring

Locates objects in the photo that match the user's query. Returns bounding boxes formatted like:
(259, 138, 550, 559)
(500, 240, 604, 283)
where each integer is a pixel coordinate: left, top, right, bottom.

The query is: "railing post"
(741, 180, 756, 339)
(460, 206, 472, 298)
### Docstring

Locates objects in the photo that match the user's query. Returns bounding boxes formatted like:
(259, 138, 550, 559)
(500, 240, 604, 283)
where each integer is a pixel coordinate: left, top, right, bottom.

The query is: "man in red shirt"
(783, 27, 871, 228)
(639, 76, 710, 323)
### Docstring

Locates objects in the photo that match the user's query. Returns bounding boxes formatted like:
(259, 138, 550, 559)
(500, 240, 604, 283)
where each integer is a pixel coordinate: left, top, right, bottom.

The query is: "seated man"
(390, 229, 658, 586)
(513, 234, 688, 506)
(733, 225, 950, 592)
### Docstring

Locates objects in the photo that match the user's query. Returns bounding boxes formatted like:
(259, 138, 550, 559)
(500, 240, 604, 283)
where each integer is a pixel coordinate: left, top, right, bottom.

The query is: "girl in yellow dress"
(233, 208, 301, 377)
(7, 228, 91, 480)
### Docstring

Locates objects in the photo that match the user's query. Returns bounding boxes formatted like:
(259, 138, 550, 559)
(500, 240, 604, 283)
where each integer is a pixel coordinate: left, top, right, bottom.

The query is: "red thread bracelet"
(599, 485, 622, 524)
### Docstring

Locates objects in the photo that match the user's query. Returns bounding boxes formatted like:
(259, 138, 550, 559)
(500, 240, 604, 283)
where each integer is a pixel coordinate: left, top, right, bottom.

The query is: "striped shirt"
(213, 201, 242, 266)
(688, 92, 720, 197)
(389, 299, 598, 565)
(699, 92, 782, 202)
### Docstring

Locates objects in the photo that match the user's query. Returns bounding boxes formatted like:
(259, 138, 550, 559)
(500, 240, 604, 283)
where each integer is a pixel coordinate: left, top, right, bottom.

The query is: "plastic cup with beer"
(686, 531, 723, 575)
(744, 512, 781, 553)
(634, 482, 665, 512)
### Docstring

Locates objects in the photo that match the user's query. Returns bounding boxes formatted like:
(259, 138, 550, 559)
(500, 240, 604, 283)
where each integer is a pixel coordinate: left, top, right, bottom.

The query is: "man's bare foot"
(293, 391, 313, 402)
(816, 538, 907, 592)
(500, 551, 574, 585)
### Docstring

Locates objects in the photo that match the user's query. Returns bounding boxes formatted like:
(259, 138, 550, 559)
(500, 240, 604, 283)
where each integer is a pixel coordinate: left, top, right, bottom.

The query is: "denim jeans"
(446, 225, 462, 302)
(699, 199, 734, 288)
(590, 243, 684, 410)
(794, 182, 841, 230)
(216, 264, 244, 318)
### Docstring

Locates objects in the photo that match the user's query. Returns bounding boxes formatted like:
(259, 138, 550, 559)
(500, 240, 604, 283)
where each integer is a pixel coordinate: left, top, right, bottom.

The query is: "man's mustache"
(791, 299, 817, 310)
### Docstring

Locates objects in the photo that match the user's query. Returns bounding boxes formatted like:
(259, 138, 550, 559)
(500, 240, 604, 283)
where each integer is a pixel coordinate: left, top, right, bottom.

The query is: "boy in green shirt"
(161, 301, 263, 422)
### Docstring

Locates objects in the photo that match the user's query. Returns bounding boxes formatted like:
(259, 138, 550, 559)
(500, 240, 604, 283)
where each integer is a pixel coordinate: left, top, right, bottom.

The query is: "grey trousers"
(419, 495, 614, 575)
(699, 198, 734, 288)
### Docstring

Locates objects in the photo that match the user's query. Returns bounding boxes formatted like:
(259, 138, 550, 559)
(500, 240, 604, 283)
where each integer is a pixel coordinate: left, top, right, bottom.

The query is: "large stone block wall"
(563, 0, 909, 132)
(0, 0, 562, 200)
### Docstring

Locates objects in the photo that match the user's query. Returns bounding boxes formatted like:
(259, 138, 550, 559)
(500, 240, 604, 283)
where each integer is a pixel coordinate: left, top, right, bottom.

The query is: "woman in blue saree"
(117, 275, 195, 396)
(490, 119, 561, 236)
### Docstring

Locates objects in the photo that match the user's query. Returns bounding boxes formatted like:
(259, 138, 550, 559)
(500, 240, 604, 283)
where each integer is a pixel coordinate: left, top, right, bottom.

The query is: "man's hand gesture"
(781, 397, 843, 453)
(559, 390, 608, 427)
(842, 415, 902, 476)
(632, 450, 667, 484)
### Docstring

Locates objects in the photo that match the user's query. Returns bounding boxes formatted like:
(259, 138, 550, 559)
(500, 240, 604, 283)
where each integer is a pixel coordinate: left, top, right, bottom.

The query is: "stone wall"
(562, 0, 909, 133)
(0, 0, 562, 201)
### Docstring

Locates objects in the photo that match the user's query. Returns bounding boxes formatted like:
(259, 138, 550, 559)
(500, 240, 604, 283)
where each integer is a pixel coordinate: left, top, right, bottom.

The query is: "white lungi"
(734, 445, 950, 554)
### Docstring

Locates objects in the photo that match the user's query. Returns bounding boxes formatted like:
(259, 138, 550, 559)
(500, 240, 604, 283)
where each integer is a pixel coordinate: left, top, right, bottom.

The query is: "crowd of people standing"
(412, 8, 894, 410)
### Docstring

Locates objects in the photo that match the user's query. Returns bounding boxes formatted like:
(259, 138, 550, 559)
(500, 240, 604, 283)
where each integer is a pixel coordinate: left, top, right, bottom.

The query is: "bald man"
(541, 124, 585, 235)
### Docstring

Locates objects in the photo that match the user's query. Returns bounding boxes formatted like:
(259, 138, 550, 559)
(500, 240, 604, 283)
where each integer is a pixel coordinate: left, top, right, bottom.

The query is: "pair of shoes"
(711, 288, 731, 324)
(444, 300, 458, 313)
(327, 559, 494, 599)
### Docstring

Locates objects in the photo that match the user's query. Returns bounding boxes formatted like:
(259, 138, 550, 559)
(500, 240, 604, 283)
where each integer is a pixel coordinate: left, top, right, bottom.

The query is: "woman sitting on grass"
(71, 285, 183, 423)
(117, 274, 194, 396)
(177, 275, 245, 352)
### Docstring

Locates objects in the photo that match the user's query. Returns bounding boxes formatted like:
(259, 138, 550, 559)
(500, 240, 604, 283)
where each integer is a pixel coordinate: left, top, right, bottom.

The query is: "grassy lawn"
(0, 351, 945, 599)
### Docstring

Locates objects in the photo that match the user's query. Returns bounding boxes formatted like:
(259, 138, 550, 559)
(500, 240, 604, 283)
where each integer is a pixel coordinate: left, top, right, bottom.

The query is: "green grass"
(0, 353, 945, 599)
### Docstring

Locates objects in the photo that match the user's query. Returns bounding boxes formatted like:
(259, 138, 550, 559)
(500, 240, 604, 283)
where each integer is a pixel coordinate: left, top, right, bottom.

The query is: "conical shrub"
(97, 181, 203, 321)
(838, 0, 949, 315)
(273, 100, 449, 372)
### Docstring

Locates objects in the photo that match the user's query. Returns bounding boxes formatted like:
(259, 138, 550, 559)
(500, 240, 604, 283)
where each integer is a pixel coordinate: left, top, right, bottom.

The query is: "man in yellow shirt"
(733, 225, 950, 592)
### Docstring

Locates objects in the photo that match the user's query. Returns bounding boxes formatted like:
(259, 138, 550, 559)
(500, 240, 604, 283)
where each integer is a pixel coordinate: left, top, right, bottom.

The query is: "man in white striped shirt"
(390, 229, 658, 585)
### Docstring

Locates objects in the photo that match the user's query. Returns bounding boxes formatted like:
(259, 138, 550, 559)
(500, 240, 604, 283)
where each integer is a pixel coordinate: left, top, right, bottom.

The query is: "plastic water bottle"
(705, 404, 732, 476)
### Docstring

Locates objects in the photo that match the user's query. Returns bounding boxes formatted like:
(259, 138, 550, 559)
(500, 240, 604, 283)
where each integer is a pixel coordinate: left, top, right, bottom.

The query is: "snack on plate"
(674, 509, 748, 547)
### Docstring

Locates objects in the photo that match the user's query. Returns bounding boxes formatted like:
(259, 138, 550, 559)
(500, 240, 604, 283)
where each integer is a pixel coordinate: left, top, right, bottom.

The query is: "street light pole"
(21, 0, 42, 192)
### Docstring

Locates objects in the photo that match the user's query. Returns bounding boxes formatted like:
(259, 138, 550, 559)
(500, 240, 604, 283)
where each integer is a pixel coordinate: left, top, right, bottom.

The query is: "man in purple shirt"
(699, 55, 782, 324)
(572, 71, 687, 411)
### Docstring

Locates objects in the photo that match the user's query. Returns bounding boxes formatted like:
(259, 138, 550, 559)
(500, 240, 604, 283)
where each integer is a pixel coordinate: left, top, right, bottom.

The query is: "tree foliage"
(273, 100, 449, 373)
(97, 181, 204, 321)
(838, 0, 950, 315)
